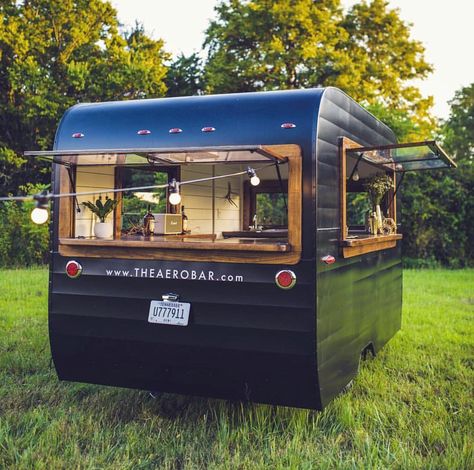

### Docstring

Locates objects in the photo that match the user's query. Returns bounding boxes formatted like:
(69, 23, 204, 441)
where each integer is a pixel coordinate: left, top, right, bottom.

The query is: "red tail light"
(66, 260, 82, 279)
(281, 122, 296, 129)
(201, 126, 216, 133)
(137, 129, 151, 135)
(169, 128, 183, 134)
(321, 255, 336, 265)
(72, 132, 84, 138)
(275, 270, 296, 289)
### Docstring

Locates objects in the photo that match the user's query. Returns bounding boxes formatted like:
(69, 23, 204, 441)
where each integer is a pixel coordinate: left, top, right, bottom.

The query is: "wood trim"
(57, 144, 302, 264)
(340, 137, 400, 258)
(287, 152, 302, 256)
(342, 234, 402, 247)
(58, 165, 73, 238)
(58, 244, 301, 265)
(114, 166, 123, 240)
(342, 234, 402, 257)
(60, 238, 290, 252)
(340, 137, 364, 240)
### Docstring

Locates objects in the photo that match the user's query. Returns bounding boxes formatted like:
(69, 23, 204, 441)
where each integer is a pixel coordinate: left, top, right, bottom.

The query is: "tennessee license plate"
(148, 300, 190, 326)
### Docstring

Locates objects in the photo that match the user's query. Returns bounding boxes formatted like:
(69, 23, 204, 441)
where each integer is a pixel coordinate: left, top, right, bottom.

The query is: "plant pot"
(94, 222, 113, 239)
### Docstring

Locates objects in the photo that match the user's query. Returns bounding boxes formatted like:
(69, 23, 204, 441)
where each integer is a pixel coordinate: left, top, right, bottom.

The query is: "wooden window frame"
(339, 137, 402, 258)
(57, 144, 302, 265)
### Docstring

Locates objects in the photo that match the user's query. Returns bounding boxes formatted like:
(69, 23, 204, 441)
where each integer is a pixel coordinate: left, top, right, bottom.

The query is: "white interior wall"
(75, 166, 115, 238)
(180, 164, 243, 238)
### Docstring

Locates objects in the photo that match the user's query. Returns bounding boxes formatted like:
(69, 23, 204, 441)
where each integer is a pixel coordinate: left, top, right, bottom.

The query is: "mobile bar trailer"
(26, 88, 456, 409)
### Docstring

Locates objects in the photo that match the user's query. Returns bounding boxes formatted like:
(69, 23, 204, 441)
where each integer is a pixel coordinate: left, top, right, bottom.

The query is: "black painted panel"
(315, 88, 402, 407)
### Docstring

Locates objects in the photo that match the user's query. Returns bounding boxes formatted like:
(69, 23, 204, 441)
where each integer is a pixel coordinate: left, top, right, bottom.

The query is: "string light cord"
(0, 161, 282, 202)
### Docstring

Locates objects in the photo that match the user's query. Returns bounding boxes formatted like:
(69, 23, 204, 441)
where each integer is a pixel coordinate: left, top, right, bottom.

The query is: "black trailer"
(26, 88, 455, 409)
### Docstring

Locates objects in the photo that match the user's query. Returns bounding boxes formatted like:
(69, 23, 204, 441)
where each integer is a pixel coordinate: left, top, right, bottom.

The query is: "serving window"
(52, 145, 302, 264)
(339, 136, 456, 258)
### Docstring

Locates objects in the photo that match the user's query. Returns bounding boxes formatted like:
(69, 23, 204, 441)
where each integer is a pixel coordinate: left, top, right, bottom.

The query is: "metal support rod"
(348, 152, 365, 181)
(388, 172, 405, 214)
(66, 165, 81, 213)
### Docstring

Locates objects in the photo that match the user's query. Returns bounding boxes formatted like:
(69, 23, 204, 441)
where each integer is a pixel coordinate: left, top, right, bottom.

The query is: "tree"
(442, 84, 474, 164)
(400, 84, 473, 267)
(165, 53, 205, 97)
(204, 1, 432, 118)
(0, 0, 169, 194)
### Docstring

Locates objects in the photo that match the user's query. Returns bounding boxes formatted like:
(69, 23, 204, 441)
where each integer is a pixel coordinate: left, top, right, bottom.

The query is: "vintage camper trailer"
(26, 88, 455, 409)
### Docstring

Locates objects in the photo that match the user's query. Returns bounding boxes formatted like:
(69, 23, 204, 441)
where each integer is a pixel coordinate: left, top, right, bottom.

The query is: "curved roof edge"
(53, 88, 326, 151)
(52, 88, 395, 152)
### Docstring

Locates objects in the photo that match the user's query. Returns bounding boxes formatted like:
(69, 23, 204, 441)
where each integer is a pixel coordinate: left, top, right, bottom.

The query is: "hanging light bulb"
(168, 178, 181, 205)
(31, 191, 50, 225)
(352, 168, 360, 181)
(247, 167, 260, 186)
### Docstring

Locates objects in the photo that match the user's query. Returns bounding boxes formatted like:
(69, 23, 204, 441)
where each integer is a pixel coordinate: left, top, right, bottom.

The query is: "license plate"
(148, 300, 190, 326)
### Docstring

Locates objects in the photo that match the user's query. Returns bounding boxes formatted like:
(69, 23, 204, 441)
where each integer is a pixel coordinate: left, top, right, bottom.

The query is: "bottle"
(182, 205, 189, 233)
(143, 205, 155, 236)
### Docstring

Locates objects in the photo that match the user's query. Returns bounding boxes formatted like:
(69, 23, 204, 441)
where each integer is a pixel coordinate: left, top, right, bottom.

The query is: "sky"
(111, 0, 474, 119)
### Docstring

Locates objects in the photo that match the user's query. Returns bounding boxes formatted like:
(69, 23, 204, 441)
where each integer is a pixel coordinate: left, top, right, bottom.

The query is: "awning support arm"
(388, 172, 405, 214)
(348, 152, 365, 181)
(66, 165, 81, 213)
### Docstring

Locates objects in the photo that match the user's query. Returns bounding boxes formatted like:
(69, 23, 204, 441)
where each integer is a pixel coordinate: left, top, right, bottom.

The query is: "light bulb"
(250, 175, 260, 186)
(352, 169, 360, 181)
(31, 207, 49, 224)
(169, 191, 181, 205)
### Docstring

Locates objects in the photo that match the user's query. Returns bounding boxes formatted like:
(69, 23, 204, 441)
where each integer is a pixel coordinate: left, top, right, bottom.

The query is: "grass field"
(0, 268, 472, 469)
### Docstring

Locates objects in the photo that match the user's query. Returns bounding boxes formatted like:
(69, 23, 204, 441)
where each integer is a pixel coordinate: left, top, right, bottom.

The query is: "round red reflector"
(66, 260, 82, 278)
(275, 270, 296, 289)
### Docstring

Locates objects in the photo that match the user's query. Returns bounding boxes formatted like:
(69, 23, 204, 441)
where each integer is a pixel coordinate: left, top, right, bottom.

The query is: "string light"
(247, 167, 260, 186)
(168, 178, 181, 205)
(1, 162, 280, 209)
(31, 191, 49, 225)
(352, 168, 360, 181)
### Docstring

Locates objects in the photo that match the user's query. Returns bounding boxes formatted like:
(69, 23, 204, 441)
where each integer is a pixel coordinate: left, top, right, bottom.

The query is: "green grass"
(0, 269, 472, 469)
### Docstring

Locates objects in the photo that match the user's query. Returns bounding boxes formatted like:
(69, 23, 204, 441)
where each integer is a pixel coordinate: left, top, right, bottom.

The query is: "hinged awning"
(346, 140, 456, 172)
(24, 145, 295, 166)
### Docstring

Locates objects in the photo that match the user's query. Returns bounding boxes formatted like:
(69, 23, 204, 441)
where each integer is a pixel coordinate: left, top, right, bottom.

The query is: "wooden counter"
(341, 233, 403, 258)
(58, 236, 300, 264)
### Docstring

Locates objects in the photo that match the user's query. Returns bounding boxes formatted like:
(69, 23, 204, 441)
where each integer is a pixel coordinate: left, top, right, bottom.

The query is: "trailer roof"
(45, 88, 326, 153)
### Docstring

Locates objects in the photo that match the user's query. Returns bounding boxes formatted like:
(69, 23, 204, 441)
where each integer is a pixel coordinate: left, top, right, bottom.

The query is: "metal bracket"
(162, 293, 180, 301)
(65, 165, 81, 213)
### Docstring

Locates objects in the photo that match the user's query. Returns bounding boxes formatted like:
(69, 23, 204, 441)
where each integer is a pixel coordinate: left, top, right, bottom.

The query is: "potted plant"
(364, 174, 393, 235)
(82, 196, 118, 239)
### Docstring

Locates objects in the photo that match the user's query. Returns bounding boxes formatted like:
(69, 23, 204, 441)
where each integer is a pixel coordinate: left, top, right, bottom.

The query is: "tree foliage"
(165, 53, 204, 97)
(204, 0, 434, 133)
(400, 84, 473, 267)
(0, 0, 169, 193)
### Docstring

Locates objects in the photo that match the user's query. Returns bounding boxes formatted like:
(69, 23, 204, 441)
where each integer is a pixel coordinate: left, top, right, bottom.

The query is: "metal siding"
(50, 256, 319, 408)
(47, 87, 404, 409)
(315, 88, 402, 407)
(49, 89, 323, 409)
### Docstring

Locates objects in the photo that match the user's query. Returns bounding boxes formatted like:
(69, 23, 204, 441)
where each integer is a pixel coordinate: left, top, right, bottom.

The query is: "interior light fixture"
(31, 191, 50, 225)
(168, 178, 181, 205)
(352, 168, 360, 181)
(247, 167, 260, 186)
